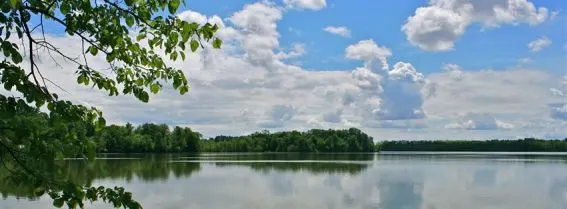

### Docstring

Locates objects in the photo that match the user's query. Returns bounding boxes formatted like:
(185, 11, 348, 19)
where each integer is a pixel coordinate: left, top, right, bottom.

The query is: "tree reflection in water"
(0, 153, 373, 200)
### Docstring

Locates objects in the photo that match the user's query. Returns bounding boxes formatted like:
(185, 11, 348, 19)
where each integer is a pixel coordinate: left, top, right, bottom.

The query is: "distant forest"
(376, 139, 567, 152)
(5, 105, 566, 153)
(93, 123, 567, 153)
(96, 123, 376, 152)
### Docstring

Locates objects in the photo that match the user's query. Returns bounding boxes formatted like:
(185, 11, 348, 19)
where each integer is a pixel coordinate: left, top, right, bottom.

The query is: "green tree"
(0, 0, 221, 208)
(199, 128, 376, 153)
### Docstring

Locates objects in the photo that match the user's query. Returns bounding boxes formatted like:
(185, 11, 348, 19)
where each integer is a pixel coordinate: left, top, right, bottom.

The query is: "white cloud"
(13, 2, 566, 140)
(403, 0, 549, 51)
(283, 0, 326, 10)
(442, 63, 464, 80)
(342, 42, 427, 122)
(178, 10, 209, 25)
(424, 67, 566, 137)
(323, 26, 351, 38)
(345, 39, 392, 70)
(228, 2, 283, 68)
(402, 6, 467, 51)
(528, 36, 552, 52)
(445, 114, 515, 130)
(259, 105, 297, 128)
(276, 43, 306, 60)
(550, 88, 564, 97)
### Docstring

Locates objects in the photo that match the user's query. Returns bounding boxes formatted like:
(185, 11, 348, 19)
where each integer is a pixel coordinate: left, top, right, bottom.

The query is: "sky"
(19, 0, 567, 140)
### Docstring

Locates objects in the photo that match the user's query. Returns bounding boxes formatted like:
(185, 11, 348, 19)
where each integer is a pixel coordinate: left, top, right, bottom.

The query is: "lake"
(2, 152, 567, 209)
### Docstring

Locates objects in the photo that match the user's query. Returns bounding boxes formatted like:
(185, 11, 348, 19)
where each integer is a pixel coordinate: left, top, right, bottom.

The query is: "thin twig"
(19, 9, 43, 90)
(44, 78, 71, 95)
(22, 6, 110, 56)
(82, 39, 89, 68)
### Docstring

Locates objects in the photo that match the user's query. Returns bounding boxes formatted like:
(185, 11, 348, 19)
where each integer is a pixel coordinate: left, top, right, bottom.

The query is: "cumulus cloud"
(11, 1, 566, 140)
(342, 40, 427, 122)
(425, 68, 565, 119)
(442, 63, 464, 80)
(345, 39, 392, 70)
(259, 105, 297, 128)
(283, 0, 326, 10)
(323, 26, 351, 38)
(403, 0, 549, 51)
(528, 36, 552, 52)
(445, 114, 515, 130)
(370, 62, 426, 120)
(425, 66, 565, 136)
(276, 43, 306, 60)
(229, 2, 283, 68)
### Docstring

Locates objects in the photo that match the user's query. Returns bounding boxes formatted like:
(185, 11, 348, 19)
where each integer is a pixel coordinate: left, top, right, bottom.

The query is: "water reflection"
(1, 153, 566, 209)
(377, 170, 424, 209)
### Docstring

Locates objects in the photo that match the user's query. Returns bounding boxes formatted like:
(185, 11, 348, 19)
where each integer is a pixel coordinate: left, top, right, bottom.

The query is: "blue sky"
(180, 0, 567, 75)
(26, 0, 567, 139)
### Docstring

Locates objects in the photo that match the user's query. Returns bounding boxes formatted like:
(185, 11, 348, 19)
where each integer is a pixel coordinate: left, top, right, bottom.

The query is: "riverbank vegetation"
(94, 123, 566, 153)
(95, 123, 375, 152)
(4, 108, 566, 153)
(376, 139, 567, 152)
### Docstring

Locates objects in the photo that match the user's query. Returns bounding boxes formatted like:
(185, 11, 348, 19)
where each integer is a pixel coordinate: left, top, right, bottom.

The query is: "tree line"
(4, 107, 566, 153)
(95, 123, 201, 153)
(377, 138, 567, 152)
(200, 128, 376, 152)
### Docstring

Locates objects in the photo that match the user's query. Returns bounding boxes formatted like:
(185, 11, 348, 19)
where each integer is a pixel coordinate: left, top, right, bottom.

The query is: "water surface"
(1, 152, 566, 209)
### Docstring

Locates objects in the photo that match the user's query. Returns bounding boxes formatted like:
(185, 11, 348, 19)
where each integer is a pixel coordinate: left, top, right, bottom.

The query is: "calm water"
(2, 152, 567, 209)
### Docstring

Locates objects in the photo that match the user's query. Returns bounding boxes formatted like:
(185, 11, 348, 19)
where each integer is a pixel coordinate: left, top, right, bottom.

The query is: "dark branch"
(19, 9, 43, 91)
(22, 6, 111, 57)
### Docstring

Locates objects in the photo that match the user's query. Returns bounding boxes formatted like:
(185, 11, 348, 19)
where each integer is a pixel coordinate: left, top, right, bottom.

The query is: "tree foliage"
(0, 0, 221, 208)
(200, 128, 376, 153)
(95, 123, 201, 153)
(377, 138, 567, 152)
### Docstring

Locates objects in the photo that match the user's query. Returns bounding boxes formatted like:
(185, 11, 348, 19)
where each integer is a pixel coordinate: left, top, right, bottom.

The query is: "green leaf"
(34, 186, 46, 196)
(150, 83, 160, 94)
(2, 41, 11, 57)
(213, 38, 222, 49)
(16, 27, 22, 38)
(135, 78, 144, 86)
(11, 51, 22, 63)
(77, 75, 85, 84)
(125, 0, 134, 6)
(60, 2, 70, 14)
(8, 0, 18, 9)
(97, 117, 106, 128)
(47, 102, 55, 111)
(136, 33, 146, 41)
(89, 46, 98, 56)
(168, 0, 180, 13)
(139, 91, 149, 103)
(172, 76, 181, 89)
(126, 15, 135, 27)
(53, 198, 64, 208)
(190, 40, 199, 52)
(179, 86, 189, 95)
